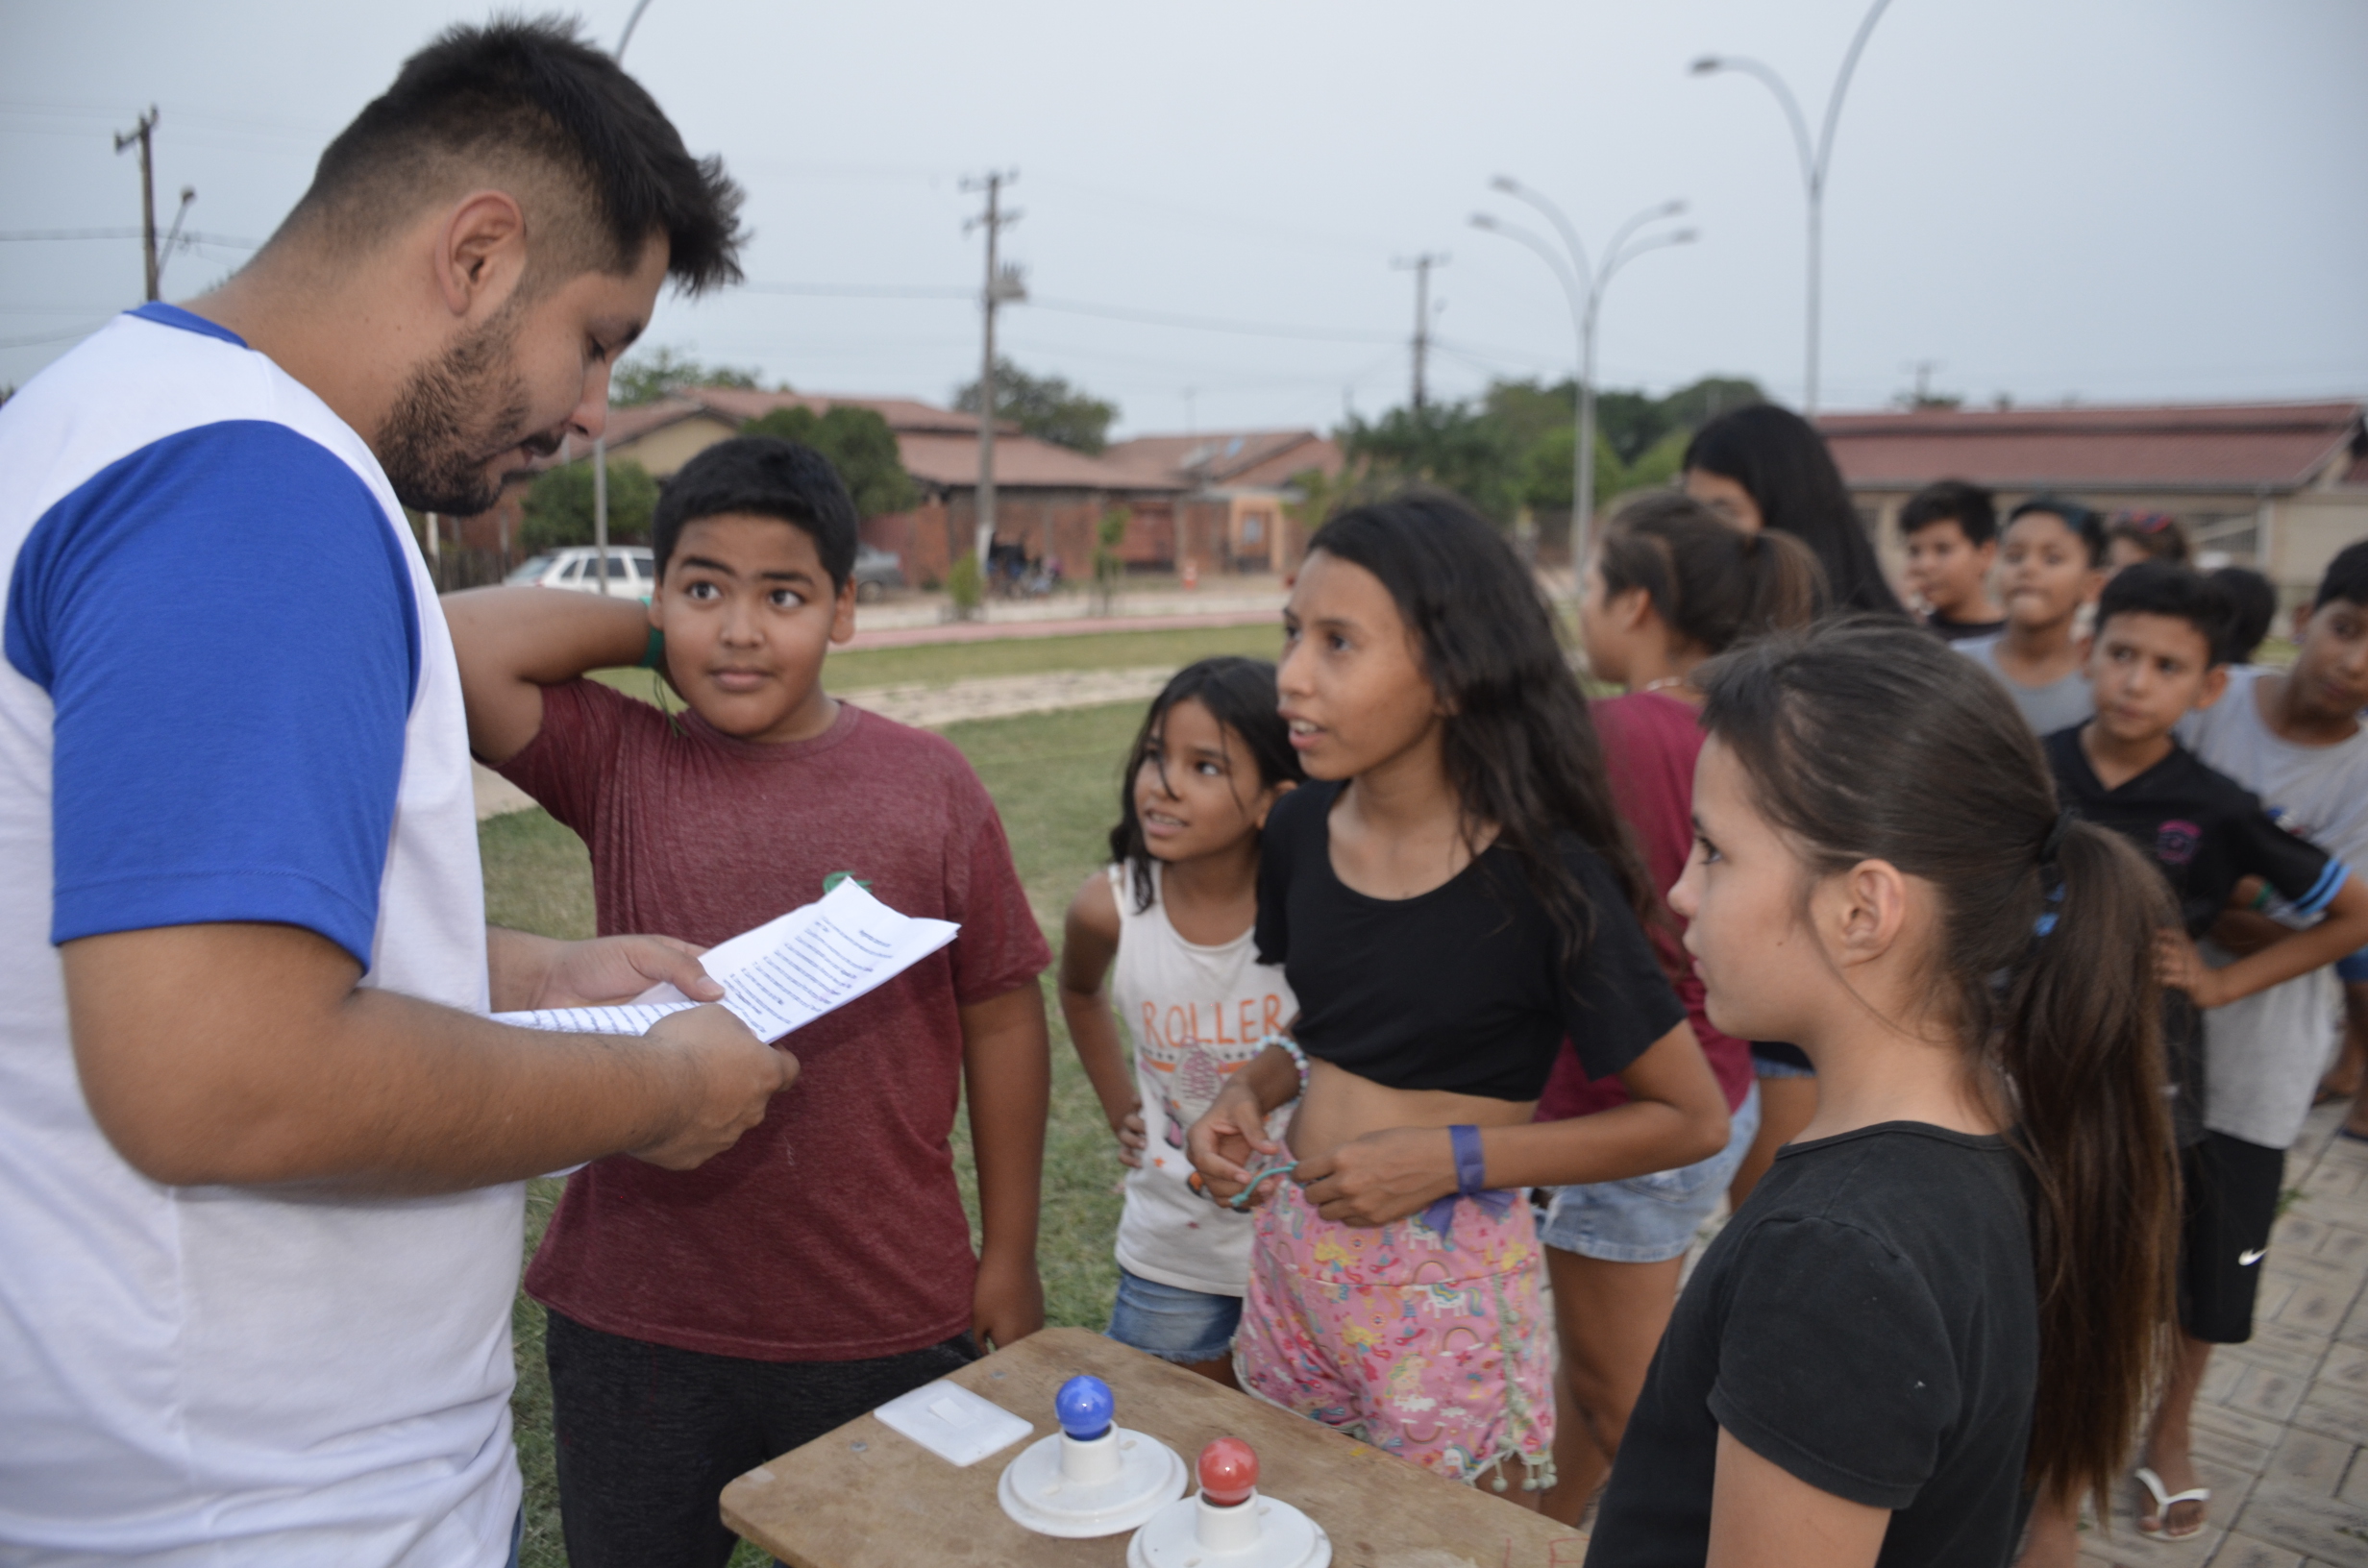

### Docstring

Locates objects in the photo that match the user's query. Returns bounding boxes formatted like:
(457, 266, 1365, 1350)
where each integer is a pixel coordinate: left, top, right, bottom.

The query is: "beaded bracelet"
(1260, 1032, 1309, 1097)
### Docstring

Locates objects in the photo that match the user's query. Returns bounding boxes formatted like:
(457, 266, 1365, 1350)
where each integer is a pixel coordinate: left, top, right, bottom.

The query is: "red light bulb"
(1197, 1437, 1258, 1507)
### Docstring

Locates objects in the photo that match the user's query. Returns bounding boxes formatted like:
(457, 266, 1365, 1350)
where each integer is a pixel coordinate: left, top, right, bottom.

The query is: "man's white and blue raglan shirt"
(0, 305, 519, 1566)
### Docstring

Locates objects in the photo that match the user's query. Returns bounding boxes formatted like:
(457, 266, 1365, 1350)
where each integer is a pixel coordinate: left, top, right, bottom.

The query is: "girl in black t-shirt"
(1587, 620, 2180, 1568)
(1186, 493, 1729, 1505)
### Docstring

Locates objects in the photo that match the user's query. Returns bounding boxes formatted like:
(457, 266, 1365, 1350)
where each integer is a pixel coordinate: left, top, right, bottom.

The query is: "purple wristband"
(1449, 1123, 1487, 1195)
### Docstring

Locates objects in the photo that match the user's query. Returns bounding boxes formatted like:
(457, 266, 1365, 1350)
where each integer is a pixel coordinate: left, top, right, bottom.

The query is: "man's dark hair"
(286, 14, 743, 293)
(2007, 494, 2108, 567)
(2315, 540, 2368, 611)
(2208, 567, 2276, 664)
(652, 438, 858, 590)
(1900, 478, 1998, 547)
(2095, 561, 2233, 666)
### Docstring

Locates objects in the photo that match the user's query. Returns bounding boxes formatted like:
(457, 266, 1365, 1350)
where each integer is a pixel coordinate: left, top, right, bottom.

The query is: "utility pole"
(963, 170, 1024, 580)
(114, 107, 160, 302)
(1392, 253, 1447, 411)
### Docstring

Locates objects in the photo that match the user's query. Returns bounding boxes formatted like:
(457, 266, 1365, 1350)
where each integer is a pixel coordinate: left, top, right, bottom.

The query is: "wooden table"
(723, 1327, 1589, 1568)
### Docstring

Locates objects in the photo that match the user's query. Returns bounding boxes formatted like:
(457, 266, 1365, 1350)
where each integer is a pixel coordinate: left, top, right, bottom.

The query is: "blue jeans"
(1539, 1084, 1763, 1263)
(1106, 1266, 1242, 1364)
(506, 1508, 522, 1568)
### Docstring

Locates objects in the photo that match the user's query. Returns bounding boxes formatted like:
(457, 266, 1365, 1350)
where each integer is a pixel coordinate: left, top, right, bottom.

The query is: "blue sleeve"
(6, 421, 419, 968)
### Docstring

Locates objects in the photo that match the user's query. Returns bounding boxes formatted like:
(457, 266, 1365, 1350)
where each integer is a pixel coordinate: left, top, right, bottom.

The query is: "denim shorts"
(2338, 944, 2368, 985)
(1107, 1265, 1242, 1364)
(1539, 1084, 1763, 1263)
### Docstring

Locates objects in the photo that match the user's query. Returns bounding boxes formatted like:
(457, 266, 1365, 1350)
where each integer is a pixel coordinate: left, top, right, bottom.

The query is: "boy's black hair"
(2007, 494, 2109, 567)
(2208, 567, 2277, 664)
(2315, 540, 2368, 610)
(1900, 478, 1998, 547)
(286, 15, 743, 293)
(2094, 561, 2233, 666)
(2107, 511, 2191, 565)
(652, 437, 859, 590)
(1110, 658, 1304, 914)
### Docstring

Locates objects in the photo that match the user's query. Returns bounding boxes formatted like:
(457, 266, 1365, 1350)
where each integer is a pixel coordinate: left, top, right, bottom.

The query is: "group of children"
(445, 427, 2368, 1568)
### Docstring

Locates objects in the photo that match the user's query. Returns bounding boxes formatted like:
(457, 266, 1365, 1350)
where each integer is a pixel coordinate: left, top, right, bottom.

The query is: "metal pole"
(1691, 0, 1892, 415)
(1477, 186, 1690, 570)
(1391, 254, 1448, 411)
(593, 1, 658, 599)
(113, 107, 160, 302)
(592, 439, 610, 595)
(977, 173, 999, 578)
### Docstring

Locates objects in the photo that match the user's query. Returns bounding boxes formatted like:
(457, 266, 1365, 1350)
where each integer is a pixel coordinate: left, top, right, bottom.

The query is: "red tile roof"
(1817, 401, 2366, 494)
(895, 430, 1181, 492)
(1102, 429, 1344, 489)
(540, 387, 1167, 492)
(681, 386, 1016, 438)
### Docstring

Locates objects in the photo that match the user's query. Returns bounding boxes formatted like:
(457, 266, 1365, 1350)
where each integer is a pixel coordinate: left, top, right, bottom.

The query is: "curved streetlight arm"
(1595, 201, 1687, 304)
(1490, 177, 1593, 301)
(1599, 227, 1697, 299)
(1817, 0, 1897, 188)
(617, 0, 657, 57)
(1700, 56, 1815, 194)
(1470, 214, 1586, 347)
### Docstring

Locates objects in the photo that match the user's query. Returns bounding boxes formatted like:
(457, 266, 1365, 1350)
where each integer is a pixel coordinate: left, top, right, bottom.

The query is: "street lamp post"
(1472, 183, 1694, 570)
(1690, 0, 1894, 415)
(587, 0, 666, 598)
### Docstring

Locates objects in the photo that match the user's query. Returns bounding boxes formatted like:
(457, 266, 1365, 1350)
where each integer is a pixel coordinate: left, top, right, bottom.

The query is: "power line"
(739, 281, 971, 300)
(0, 228, 260, 248)
(737, 280, 1401, 345)
(0, 320, 114, 350)
(1031, 297, 1398, 345)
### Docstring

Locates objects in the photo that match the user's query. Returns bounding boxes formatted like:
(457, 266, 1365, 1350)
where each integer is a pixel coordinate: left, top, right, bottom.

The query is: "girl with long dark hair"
(1683, 403, 1906, 617)
(1060, 657, 1303, 1385)
(1535, 491, 1825, 1523)
(1586, 619, 2178, 1567)
(1187, 492, 1728, 1503)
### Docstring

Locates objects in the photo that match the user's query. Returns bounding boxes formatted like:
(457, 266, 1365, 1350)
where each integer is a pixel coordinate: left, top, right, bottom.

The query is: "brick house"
(1100, 429, 1346, 577)
(1819, 400, 2368, 601)
(458, 387, 1185, 586)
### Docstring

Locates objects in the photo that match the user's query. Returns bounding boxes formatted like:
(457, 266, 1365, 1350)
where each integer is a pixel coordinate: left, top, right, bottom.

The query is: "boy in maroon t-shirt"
(446, 437, 1051, 1568)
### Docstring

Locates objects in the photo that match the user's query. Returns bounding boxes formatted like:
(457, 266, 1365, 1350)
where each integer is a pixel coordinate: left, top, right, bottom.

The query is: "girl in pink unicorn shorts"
(1189, 496, 1727, 1504)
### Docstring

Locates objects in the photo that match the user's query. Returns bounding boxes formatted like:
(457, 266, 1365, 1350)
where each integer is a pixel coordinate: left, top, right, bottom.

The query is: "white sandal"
(2134, 1466, 2209, 1540)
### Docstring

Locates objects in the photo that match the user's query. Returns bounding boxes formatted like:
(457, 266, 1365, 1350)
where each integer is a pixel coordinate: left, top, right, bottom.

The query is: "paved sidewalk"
(2074, 1097, 2368, 1567)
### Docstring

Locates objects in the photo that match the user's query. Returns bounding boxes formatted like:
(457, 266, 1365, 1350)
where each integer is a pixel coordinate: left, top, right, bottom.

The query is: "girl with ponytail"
(1535, 491, 1826, 1523)
(1585, 618, 2178, 1568)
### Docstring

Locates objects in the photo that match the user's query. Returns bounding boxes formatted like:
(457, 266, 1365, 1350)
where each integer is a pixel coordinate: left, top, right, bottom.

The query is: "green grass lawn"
(482, 698, 1148, 1567)
(588, 620, 1284, 706)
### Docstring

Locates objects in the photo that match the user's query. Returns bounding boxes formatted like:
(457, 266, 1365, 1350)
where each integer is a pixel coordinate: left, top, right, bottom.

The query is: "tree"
(1340, 402, 1522, 524)
(739, 405, 919, 519)
(520, 457, 658, 553)
(611, 346, 765, 407)
(1656, 376, 1764, 432)
(952, 357, 1119, 454)
(1482, 379, 1577, 454)
(1521, 425, 1627, 511)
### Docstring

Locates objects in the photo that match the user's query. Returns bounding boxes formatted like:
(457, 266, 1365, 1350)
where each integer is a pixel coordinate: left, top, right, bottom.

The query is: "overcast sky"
(5, 0, 2363, 438)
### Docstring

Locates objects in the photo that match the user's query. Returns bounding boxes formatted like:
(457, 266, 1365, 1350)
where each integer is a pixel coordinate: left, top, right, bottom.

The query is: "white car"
(504, 546, 656, 593)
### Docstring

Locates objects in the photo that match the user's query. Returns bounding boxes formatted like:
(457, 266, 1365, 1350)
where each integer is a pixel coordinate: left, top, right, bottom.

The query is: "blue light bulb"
(1054, 1374, 1113, 1441)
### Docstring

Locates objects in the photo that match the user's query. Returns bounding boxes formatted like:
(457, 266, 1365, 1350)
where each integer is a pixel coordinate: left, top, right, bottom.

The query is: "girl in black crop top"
(1184, 496, 1728, 1505)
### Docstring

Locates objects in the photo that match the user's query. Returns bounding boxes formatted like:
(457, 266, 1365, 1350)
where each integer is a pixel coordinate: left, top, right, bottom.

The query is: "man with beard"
(0, 19, 797, 1568)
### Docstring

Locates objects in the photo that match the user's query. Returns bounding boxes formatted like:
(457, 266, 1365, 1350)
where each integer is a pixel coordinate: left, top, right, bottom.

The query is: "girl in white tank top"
(1059, 658, 1301, 1380)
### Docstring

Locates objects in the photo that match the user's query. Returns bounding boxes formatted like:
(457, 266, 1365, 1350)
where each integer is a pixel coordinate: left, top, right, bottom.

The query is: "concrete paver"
(2079, 1099, 2368, 1567)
